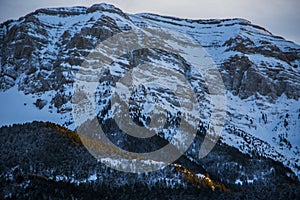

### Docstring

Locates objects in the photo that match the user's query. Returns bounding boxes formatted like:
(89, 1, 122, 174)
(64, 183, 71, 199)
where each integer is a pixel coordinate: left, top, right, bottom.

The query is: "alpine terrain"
(0, 3, 299, 199)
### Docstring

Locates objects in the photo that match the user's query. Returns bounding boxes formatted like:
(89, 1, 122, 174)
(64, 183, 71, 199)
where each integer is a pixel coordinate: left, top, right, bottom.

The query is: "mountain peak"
(0, 3, 299, 182)
(89, 3, 119, 11)
(19, 3, 126, 20)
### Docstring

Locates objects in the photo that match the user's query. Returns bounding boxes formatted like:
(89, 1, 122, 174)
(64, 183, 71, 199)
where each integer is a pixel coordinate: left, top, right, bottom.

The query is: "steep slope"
(0, 3, 299, 181)
(130, 13, 300, 178)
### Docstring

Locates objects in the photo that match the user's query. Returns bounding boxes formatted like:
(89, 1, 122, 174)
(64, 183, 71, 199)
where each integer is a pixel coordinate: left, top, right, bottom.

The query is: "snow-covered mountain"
(0, 3, 299, 183)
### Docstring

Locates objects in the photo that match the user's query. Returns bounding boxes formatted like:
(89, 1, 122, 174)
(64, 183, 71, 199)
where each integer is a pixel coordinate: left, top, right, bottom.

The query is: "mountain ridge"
(0, 3, 299, 183)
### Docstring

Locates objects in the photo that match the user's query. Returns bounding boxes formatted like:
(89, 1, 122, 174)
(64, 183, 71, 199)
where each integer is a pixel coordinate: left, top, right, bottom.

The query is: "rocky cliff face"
(0, 3, 299, 188)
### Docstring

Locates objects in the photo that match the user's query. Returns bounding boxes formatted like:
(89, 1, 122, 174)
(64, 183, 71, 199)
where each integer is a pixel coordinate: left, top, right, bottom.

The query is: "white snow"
(1, 4, 300, 180)
(0, 86, 62, 127)
(235, 179, 243, 185)
(88, 173, 98, 181)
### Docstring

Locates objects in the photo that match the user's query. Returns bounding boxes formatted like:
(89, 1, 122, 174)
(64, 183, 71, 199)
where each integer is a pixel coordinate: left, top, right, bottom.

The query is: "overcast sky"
(0, 0, 299, 44)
